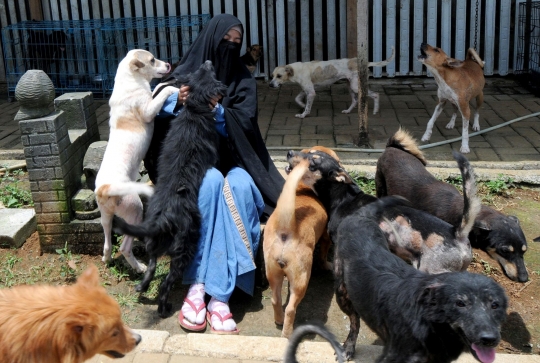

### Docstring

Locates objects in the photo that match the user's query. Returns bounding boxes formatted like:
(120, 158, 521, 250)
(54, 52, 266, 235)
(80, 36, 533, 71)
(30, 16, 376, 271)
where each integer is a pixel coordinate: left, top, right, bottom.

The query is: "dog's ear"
(474, 219, 491, 231)
(444, 58, 464, 68)
(76, 264, 100, 288)
(246, 46, 252, 52)
(419, 282, 447, 322)
(285, 65, 294, 77)
(332, 169, 353, 184)
(129, 58, 145, 71)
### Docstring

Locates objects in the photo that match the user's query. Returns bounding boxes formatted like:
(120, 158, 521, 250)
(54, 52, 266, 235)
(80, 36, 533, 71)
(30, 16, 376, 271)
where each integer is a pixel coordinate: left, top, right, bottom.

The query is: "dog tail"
(453, 150, 481, 239)
(95, 182, 154, 199)
(466, 48, 485, 68)
(273, 159, 311, 236)
(386, 128, 427, 165)
(112, 215, 159, 239)
(367, 46, 395, 68)
(284, 322, 344, 363)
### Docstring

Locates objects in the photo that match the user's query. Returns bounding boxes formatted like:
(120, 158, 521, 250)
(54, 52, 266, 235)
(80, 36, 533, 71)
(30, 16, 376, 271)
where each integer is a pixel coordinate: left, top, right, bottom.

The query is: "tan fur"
(391, 128, 427, 165)
(0, 265, 140, 363)
(417, 43, 485, 153)
(263, 145, 337, 339)
(94, 49, 179, 273)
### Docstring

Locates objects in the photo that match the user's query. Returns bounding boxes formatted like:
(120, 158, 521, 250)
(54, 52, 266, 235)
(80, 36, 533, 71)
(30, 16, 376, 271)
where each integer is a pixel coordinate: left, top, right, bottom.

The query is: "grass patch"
(0, 168, 33, 208)
(348, 170, 377, 195)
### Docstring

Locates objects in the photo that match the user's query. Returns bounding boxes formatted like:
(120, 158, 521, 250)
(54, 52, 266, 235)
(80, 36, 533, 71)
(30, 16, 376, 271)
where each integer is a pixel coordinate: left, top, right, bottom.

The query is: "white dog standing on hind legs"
(417, 43, 485, 153)
(95, 49, 178, 273)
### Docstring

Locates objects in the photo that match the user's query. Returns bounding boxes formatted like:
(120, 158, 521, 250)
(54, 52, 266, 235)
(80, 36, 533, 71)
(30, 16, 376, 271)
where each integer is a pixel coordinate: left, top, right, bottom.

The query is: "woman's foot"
(207, 297, 239, 334)
(178, 283, 206, 331)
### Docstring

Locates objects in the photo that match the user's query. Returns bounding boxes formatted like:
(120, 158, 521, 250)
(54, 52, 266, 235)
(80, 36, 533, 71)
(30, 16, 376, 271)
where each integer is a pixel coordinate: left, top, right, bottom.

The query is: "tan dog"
(95, 49, 178, 273)
(263, 145, 338, 338)
(417, 43, 485, 153)
(240, 44, 263, 74)
(269, 47, 394, 118)
(0, 265, 141, 363)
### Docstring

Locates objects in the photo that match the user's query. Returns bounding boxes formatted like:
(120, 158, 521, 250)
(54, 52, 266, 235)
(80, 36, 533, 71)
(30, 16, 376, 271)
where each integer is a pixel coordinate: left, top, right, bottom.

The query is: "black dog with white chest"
(290, 150, 508, 363)
(114, 60, 227, 316)
(376, 128, 529, 282)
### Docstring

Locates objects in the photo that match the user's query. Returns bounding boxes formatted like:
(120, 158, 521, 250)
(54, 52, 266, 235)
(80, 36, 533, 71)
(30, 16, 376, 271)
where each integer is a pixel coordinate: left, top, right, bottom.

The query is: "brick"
(36, 213, 62, 224)
(41, 201, 69, 213)
(28, 167, 56, 181)
(28, 133, 57, 145)
(31, 191, 59, 203)
(24, 145, 52, 157)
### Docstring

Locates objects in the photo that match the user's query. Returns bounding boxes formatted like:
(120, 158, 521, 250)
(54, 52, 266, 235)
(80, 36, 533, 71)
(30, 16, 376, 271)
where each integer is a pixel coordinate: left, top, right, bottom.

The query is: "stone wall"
(19, 92, 103, 253)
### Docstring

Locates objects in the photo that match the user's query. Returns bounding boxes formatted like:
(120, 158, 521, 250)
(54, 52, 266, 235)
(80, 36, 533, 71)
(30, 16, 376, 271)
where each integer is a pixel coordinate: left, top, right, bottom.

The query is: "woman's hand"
(210, 95, 222, 110)
(178, 85, 190, 104)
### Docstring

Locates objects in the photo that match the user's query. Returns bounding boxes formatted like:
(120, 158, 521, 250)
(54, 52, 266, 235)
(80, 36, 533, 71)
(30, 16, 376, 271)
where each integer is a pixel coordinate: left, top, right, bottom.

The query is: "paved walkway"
(1, 77, 540, 164)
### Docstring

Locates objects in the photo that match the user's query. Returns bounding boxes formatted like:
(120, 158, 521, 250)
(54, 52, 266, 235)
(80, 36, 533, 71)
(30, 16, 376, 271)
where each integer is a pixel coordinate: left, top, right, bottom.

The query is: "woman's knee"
(200, 168, 224, 193)
(225, 167, 254, 191)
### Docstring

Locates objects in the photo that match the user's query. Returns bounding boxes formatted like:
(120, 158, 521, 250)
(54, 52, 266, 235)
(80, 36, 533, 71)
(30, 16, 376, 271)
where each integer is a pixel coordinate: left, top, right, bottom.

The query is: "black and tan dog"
(263, 146, 336, 338)
(287, 148, 480, 275)
(240, 44, 263, 74)
(113, 60, 228, 316)
(290, 151, 508, 362)
(376, 128, 529, 282)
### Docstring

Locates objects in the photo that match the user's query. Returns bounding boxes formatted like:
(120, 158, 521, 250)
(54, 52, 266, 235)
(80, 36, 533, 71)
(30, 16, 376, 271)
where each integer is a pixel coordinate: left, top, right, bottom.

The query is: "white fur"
(269, 47, 395, 118)
(95, 49, 178, 273)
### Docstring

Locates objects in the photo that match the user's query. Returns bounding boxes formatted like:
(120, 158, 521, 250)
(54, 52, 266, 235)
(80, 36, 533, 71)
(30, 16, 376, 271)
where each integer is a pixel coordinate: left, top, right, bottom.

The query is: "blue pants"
(182, 167, 265, 302)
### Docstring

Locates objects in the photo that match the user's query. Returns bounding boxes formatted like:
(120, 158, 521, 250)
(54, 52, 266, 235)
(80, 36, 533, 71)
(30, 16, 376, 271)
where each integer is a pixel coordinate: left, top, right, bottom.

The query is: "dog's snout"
(287, 150, 294, 159)
(478, 333, 498, 347)
(134, 332, 142, 345)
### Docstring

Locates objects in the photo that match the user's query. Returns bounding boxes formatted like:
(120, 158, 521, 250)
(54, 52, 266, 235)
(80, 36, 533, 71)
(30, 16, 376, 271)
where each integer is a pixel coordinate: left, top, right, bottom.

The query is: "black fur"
(293, 152, 508, 362)
(113, 60, 227, 317)
(376, 132, 529, 282)
(288, 150, 474, 274)
(27, 29, 67, 79)
(284, 323, 344, 363)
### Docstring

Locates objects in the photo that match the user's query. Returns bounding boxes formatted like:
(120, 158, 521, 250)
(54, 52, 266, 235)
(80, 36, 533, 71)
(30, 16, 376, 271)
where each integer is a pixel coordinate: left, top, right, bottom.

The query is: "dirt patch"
(1, 186, 540, 355)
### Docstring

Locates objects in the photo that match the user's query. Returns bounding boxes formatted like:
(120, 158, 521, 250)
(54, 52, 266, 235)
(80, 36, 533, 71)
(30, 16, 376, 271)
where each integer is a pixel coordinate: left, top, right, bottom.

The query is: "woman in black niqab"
(144, 14, 284, 335)
(146, 14, 284, 214)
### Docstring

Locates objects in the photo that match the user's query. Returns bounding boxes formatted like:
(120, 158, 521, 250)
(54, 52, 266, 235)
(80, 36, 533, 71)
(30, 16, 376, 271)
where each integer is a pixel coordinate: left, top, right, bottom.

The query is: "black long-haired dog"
(114, 60, 227, 316)
(289, 151, 508, 363)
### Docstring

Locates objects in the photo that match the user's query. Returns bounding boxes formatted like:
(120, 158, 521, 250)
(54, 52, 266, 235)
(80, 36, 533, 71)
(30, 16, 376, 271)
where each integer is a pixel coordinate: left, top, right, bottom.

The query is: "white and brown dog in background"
(417, 43, 485, 153)
(95, 49, 177, 273)
(269, 47, 394, 118)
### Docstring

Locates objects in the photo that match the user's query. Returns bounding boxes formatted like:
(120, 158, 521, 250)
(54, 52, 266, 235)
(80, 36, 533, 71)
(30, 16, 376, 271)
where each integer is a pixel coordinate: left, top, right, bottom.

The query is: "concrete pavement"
(84, 329, 540, 363)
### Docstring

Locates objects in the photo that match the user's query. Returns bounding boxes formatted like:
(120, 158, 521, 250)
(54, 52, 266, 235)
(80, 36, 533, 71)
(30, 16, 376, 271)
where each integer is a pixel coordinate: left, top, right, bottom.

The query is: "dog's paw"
(295, 113, 307, 118)
(341, 109, 351, 114)
(102, 254, 112, 264)
(421, 133, 431, 142)
(134, 263, 148, 274)
(158, 302, 173, 318)
(445, 122, 456, 129)
(472, 124, 481, 131)
(460, 145, 471, 153)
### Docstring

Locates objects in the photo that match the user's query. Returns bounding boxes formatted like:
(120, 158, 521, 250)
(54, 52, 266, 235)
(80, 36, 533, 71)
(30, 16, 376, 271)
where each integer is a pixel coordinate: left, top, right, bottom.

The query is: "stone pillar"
(19, 89, 102, 253)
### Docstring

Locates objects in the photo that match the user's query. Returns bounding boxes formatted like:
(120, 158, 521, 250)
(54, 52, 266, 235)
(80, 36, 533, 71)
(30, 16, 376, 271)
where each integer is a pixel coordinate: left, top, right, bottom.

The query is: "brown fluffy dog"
(263, 146, 337, 338)
(0, 265, 141, 363)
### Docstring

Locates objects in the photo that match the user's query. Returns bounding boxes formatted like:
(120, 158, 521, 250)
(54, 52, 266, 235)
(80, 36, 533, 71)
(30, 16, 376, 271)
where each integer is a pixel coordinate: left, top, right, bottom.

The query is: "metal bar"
(455, 0, 466, 59)
(386, 0, 396, 77)
(412, 0, 423, 75)
(276, 0, 286, 66)
(326, 0, 336, 60)
(339, 0, 347, 58)
(440, 0, 451, 55)
(399, 0, 410, 75)
(498, 0, 511, 75)
(484, 0, 496, 75)
(313, 0, 323, 60)
(287, 0, 297, 63)
(300, 0, 309, 61)
(373, 0, 383, 77)
(267, 0, 276, 74)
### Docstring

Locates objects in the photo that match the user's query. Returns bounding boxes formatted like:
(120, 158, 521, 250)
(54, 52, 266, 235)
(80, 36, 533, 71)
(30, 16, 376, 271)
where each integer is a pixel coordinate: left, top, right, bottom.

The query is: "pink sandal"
(178, 297, 207, 332)
(206, 311, 240, 335)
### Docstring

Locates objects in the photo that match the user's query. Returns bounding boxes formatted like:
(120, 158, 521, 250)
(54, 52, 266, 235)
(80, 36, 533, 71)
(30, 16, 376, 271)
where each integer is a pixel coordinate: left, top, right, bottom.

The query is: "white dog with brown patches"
(269, 47, 394, 118)
(95, 49, 177, 273)
(417, 43, 485, 153)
